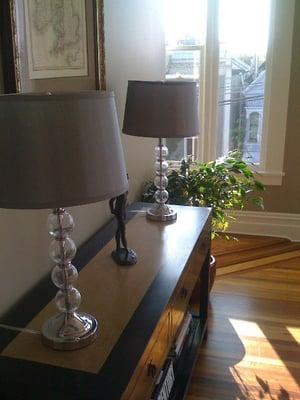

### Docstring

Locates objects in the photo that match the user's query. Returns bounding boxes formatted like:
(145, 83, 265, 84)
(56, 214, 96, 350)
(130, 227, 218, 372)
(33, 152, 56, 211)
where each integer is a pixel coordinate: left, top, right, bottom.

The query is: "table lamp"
(0, 91, 128, 350)
(122, 81, 199, 221)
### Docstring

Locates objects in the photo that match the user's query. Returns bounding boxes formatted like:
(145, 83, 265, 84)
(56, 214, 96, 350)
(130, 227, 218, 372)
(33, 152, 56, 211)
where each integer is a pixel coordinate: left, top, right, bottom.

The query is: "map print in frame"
(24, 0, 88, 79)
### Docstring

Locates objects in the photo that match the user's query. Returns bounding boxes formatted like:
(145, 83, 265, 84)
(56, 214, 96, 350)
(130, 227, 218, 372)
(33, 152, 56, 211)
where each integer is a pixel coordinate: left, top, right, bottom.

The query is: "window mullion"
(198, 0, 219, 163)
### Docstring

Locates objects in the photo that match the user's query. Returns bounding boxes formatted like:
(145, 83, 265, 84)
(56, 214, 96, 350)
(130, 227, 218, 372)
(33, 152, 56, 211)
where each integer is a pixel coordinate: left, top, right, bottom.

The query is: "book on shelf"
(173, 312, 193, 358)
(151, 312, 193, 399)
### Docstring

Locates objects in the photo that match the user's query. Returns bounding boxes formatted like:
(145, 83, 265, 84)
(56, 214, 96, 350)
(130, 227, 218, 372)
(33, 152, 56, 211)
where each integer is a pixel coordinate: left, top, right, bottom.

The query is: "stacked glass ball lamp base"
(147, 139, 177, 222)
(43, 208, 99, 351)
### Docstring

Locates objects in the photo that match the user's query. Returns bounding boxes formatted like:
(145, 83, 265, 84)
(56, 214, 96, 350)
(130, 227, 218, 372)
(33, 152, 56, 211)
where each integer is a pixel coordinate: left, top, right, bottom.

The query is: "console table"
(0, 203, 211, 400)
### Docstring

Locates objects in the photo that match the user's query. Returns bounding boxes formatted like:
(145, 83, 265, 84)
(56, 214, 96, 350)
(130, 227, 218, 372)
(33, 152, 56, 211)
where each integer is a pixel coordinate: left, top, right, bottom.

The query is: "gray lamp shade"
(0, 91, 128, 209)
(122, 81, 199, 138)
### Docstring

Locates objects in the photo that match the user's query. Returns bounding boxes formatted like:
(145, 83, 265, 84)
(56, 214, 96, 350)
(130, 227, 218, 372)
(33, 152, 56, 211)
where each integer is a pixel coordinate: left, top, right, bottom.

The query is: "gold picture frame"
(1, 0, 106, 93)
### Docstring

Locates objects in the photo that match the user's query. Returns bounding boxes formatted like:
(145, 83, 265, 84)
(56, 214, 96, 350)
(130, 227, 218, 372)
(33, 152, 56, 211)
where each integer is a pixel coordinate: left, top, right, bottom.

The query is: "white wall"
(104, 0, 165, 201)
(0, 0, 165, 316)
(0, 203, 111, 317)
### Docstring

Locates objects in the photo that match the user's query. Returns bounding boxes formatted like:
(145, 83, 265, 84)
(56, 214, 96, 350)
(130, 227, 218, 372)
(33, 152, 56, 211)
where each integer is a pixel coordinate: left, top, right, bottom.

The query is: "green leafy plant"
(141, 152, 265, 238)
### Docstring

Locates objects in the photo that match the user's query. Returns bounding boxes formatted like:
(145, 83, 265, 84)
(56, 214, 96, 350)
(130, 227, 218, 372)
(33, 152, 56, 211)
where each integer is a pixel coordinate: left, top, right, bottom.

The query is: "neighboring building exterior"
(217, 53, 250, 158)
(217, 50, 265, 164)
(242, 70, 265, 163)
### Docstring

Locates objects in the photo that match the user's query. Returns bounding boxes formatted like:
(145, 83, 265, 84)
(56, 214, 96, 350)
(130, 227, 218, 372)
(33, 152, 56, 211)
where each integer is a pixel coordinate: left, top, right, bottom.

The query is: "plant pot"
(209, 255, 216, 292)
(190, 254, 217, 305)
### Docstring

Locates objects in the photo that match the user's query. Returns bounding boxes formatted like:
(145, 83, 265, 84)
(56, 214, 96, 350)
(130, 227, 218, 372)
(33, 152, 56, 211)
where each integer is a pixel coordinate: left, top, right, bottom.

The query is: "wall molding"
(253, 170, 285, 186)
(226, 210, 300, 242)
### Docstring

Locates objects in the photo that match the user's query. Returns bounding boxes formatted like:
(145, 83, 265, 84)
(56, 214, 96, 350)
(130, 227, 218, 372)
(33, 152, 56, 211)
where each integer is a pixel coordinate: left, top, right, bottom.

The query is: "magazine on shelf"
(151, 359, 175, 400)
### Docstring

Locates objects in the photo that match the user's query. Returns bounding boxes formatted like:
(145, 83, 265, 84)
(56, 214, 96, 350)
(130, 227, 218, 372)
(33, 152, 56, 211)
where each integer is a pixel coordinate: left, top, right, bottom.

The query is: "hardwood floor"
(212, 234, 300, 270)
(187, 235, 300, 400)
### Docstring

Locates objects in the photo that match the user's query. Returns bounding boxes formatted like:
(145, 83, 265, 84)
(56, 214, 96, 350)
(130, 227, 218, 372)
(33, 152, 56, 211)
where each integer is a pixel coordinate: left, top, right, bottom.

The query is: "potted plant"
(141, 152, 265, 290)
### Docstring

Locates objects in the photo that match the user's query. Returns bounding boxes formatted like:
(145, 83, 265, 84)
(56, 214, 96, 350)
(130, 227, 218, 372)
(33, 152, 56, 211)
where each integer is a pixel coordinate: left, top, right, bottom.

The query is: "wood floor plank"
(239, 268, 300, 283)
(212, 234, 288, 256)
(216, 242, 300, 269)
(216, 250, 300, 276)
(211, 293, 300, 326)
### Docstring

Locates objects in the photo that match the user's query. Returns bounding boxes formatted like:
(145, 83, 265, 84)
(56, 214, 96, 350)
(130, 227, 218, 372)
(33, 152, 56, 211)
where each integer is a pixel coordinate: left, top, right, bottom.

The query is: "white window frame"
(258, 0, 295, 185)
(198, 0, 295, 186)
(164, 137, 198, 169)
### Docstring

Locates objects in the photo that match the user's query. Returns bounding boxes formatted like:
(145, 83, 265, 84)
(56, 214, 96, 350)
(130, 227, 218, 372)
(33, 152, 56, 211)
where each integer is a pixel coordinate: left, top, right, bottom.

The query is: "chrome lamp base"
(146, 203, 177, 222)
(43, 208, 99, 351)
(41, 312, 98, 351)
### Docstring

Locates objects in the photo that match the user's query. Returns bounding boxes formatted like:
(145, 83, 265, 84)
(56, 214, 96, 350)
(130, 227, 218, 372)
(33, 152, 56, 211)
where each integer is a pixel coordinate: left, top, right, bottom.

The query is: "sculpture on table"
(109, 186, 137, 266)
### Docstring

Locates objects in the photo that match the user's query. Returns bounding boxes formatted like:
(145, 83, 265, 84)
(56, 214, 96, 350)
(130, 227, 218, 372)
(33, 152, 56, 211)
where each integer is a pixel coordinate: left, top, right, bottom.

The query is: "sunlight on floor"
(287, 326, 300, 345)
(229, 318, 300, 397)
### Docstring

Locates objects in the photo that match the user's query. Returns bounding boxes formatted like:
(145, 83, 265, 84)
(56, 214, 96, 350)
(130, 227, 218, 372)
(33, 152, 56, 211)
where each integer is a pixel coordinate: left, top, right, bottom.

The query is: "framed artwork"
(0, 0, 105, 93)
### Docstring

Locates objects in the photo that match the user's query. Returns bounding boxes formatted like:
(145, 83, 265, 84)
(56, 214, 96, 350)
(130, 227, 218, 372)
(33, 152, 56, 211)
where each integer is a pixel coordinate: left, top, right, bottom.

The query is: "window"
(165, 137, 198, 162)
(216, 0, 270, 164)
(163, 0, 295, 185)
(163, 0, 205, 162)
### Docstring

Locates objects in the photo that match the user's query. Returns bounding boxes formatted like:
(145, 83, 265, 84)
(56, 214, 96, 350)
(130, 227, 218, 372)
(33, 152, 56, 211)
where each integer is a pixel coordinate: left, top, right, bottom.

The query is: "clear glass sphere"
(48, 210, 74, 238)
(154, 189, 169, 204)
(49, 237, 76, 264)
(155, 145, 168, 158)
(55, 287, 81, 313)
(51, 264, 78, 289)
(155, 160, 168, 174)
(154, 175, 168, 189)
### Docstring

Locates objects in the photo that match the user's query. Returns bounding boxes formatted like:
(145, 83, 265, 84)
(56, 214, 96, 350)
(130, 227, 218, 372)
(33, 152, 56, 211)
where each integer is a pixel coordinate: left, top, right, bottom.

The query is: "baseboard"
(226, 211, 300, 242)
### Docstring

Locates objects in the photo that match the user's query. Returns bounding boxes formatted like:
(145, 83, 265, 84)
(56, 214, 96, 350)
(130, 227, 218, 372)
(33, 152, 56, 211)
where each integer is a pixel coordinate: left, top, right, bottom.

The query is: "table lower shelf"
(171, 315, 206, 400)
(150, 313, 207, 400)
